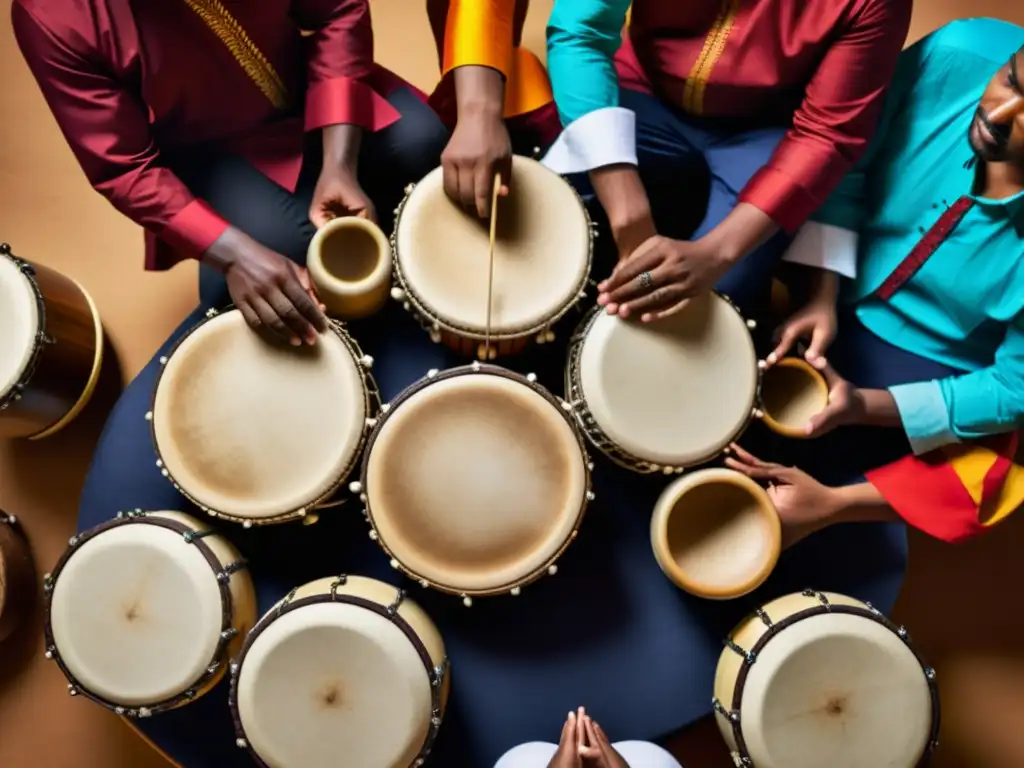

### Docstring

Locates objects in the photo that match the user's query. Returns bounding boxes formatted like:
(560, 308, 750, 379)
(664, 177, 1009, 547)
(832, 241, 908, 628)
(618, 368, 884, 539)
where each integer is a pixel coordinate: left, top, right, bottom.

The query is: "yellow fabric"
(441, 0, 517, 78)
(503, 47, 553, 118)
(945, 442, 1024, 528)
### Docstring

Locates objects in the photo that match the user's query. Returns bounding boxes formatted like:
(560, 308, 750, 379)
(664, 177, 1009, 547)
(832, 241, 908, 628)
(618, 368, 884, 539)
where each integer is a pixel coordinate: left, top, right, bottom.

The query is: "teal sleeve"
(546, 0, 631, 127)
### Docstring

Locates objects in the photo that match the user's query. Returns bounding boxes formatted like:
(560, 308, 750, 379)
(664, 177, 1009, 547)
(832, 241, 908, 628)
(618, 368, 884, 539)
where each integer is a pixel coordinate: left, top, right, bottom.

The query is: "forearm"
(829, 482, 900, 525)
(199, 226, 259, 272)
(454, 65, 506, 120)
(590, 165, 656, 254)
(703, 202, 779, 265)
(322, 123, 362, 174)
(856, 388, 903, 428)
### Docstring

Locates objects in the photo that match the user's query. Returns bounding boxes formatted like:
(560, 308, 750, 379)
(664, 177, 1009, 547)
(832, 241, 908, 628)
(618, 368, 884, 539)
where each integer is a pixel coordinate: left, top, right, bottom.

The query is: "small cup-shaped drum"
(713, 590, 939, 768)
(150, 309, 375, 526)
(650, 468, 781, 599)
(758, 357, 829, 438)
(307, 217, 393, 319)
(230, 576, 449, 768)
(0, 512, 35, 644)
(43, 511, 257, 717)
(0, 245, 104, 440)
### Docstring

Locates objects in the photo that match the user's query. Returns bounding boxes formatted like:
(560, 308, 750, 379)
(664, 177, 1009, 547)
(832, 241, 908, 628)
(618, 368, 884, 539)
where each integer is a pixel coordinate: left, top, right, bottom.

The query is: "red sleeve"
(291, 0, 401, 132)
(737, 0, 912, 233)
(10, 3, 229, 261)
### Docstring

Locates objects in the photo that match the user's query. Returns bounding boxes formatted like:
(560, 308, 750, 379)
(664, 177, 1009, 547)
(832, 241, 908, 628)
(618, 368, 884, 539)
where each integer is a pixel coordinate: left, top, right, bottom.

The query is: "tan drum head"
(393, 156, 591, 338)
(363, 367, 589, 597)
(759, 358, 828, 438)
(651, 469, 780, 599)
(45, 515, 233, 710)
(151, 311, 370, 523)
(0, 254, 40, 399)
(574, 294, 758, 469)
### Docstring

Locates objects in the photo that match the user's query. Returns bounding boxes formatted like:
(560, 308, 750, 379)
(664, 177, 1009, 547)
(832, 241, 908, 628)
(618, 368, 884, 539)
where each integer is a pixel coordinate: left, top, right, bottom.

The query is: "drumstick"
(483, 172, 502, 361)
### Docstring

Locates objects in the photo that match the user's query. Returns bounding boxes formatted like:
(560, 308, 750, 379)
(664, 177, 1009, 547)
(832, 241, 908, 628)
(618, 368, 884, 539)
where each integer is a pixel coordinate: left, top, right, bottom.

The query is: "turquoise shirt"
(816, 19, 1024, 454)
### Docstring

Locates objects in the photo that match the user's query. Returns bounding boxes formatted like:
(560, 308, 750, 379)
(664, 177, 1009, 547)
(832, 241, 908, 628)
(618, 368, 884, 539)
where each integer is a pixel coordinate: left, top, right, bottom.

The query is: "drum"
(390, 156, 593, 359)
(713, 590, 940, 768)
(150, 308, 376, 526)
(0, 511, 35, 644)
(759, 357, 828, 439)
(43, 510, 257, 716)
(649, 469, 781, 599)
(307, 217, 393, 319)
(230, 575, 449, 768)
(0, 243, 104, 440)
(359, 363, 592, 605)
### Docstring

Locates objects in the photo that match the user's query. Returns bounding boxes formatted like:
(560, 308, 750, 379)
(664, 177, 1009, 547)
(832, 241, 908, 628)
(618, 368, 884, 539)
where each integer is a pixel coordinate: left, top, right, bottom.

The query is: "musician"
(427, 0, 563, 218)
(495, 709, 682, 768)
(738, 18, 1024, 545)
(542, 0, 911, 317)
(12, 0, 448, 343)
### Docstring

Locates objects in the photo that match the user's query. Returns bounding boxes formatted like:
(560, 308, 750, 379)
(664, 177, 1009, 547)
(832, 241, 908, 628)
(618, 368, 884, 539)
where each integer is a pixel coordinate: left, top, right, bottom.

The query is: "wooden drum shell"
(0, 513, 36, 644)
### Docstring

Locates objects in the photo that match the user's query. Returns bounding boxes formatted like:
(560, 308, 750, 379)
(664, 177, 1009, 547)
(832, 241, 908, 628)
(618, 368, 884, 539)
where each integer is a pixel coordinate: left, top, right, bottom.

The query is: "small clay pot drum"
(758, 357, 829, 439)
(307, 217, 393, 320)
(650, 468, 781, 600)
(0, 512, 36, 644)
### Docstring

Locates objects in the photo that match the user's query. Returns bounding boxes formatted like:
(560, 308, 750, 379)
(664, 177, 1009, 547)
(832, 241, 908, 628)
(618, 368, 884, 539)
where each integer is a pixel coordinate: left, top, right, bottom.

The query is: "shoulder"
(11, 0, 101, 60)
(917, 19, 1024, 66)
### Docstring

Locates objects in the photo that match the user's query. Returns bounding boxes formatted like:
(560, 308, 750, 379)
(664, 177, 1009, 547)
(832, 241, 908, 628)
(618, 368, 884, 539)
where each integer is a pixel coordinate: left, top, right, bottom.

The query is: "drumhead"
(152, 311, 368, 521)
(0, 255, 39, 399)
(235, 601, 433, 768)
(576, 294, 758, 467)
(394, 156, 591, 336)
(739, 611, 933, 767)
(365, 369, 587, 594)
(48, 519, 225, 707)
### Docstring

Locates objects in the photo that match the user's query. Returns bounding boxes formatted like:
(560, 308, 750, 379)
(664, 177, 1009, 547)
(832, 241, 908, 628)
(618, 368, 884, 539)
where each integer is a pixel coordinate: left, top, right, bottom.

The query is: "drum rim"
(712, 589, 941, 767)
(228, 579, 448, 767)
(390, 157, 595, 342)
(0, 245, 47, 413)
(758, 357, 829, 439)
(565, 296, 762, 474)
(359, 362, 593, 600)
(42, 511, 247, 717)
(148, 307, 378, 526)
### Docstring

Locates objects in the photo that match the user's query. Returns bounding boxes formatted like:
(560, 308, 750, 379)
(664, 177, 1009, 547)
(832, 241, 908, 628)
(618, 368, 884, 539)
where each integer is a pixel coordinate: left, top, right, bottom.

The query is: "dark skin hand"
(310, 124, 377, 225)
(546, 708, 586, 768)
(578, 713, 630, 768)
(442, 65, 512, 218)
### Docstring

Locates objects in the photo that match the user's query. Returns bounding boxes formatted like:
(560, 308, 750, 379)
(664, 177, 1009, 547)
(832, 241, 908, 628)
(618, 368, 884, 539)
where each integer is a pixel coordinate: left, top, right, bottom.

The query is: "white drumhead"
(395, 156, 590, 335)
(49, 520, 225, 706)
(739, 612, 933, 768)
(0, 255, 39, 398)
(577, 294, 758, 467)
(366, 371, 586, 593)
(152, 311, 367, 520)
(236, 602, 433, 768)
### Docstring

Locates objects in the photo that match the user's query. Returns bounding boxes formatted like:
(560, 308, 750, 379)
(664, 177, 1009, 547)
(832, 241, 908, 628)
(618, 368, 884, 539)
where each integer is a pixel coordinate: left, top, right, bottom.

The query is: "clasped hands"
(547, 708, 631, 768)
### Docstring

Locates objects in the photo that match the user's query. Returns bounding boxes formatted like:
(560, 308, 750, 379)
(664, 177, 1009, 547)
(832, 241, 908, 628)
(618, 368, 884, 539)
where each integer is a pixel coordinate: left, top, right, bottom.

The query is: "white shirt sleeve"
(541, 107, 637, 174)
(781, 221, 860, 279)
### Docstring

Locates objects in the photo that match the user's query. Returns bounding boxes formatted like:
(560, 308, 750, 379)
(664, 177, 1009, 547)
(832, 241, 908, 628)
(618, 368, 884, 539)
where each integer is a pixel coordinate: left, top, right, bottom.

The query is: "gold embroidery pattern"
(681, 0, 741, 115)
(182, 0, 290, 110)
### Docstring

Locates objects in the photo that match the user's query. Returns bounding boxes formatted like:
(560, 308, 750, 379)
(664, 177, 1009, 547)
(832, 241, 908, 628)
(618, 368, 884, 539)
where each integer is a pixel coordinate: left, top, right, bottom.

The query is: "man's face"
(969, 48, 1024, 165)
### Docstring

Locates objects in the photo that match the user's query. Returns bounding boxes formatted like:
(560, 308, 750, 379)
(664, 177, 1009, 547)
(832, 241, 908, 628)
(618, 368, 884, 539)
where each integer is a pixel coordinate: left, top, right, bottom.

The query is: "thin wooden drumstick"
(483, 172, 502, 361)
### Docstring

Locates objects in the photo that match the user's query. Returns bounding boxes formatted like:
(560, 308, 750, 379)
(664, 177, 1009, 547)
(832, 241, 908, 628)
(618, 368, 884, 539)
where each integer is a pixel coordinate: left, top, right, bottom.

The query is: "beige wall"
(1, 2, 1023, 766)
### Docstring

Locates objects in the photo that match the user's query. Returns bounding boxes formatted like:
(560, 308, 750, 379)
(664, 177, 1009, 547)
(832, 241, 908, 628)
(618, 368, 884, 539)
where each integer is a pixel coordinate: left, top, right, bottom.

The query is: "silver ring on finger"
(637, 270, 654, 290)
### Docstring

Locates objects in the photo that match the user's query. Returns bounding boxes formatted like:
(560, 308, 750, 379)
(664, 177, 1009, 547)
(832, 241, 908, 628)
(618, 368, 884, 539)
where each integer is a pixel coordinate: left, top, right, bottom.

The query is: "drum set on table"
(1, 158, 939, 767)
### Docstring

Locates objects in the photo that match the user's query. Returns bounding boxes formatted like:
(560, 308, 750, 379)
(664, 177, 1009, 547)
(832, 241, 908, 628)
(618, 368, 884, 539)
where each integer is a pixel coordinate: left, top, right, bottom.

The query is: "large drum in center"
(360, 364, 592, 604)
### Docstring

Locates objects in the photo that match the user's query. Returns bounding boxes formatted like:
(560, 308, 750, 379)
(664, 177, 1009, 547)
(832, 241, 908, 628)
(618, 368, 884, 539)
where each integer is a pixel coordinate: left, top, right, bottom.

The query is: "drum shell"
(307, 218, 393, 320)
(43, 511, 258, 714)
(0, 515, 36, 644)
(0, 257, 102, 440)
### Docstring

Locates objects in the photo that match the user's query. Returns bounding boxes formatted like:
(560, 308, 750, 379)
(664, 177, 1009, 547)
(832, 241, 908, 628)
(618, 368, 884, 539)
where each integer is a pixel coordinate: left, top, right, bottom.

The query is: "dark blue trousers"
(76, 92, 908, 767)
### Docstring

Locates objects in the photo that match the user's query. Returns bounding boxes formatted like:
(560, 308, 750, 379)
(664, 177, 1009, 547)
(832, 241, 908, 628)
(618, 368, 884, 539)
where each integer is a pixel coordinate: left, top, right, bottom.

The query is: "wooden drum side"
(0, 514, 36, 644)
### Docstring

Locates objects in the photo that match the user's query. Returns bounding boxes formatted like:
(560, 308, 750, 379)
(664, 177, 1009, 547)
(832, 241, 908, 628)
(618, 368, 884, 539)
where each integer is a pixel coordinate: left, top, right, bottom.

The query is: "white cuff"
(541, 107, 637, 174)
(781, 222, 859, 279)
(889, 380, 961, 456)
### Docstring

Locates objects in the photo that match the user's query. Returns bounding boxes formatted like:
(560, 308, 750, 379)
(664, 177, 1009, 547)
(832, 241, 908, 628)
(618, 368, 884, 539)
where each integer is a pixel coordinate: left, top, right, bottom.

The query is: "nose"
(988, 93, 1024, 125)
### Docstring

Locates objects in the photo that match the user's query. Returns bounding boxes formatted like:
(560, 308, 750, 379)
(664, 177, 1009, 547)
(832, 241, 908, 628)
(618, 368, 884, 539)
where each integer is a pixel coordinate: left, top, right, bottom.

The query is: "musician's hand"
(223, 239, 328, 346)
(442, 111, 512, 218)
(578, 714, 630, 768)
(596, 236, 730, 322)
(802, 364, 866, 438)
(309, 167, 376, 228)
(769, 299, 837, 370)
(725, 444, 842, 547)
(546, 709, 585, 768)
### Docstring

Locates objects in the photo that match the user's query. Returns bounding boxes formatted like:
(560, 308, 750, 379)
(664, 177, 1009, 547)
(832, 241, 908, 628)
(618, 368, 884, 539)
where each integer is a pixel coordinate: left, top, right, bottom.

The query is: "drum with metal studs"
(149, 308, 377, 526)
(358, 362, 592, 605)
(713, 590, 940, 768)
(229, 575, 449, 768)
(43, 510, 257, 716)
(390, 156, 593, 359)
(0, 511, 35, 644)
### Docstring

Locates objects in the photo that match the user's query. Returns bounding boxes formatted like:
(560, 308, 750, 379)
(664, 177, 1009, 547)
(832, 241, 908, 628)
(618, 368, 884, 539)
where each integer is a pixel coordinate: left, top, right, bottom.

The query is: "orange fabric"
(439, 0, 517, 78)
(503, 47, 553, 118)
